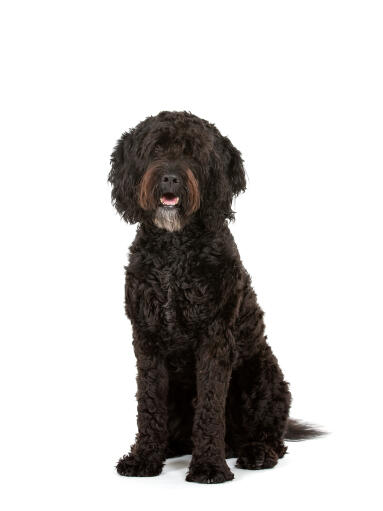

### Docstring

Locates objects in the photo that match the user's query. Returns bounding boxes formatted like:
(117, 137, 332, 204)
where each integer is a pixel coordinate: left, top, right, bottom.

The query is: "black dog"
(109, 111, 321, 484)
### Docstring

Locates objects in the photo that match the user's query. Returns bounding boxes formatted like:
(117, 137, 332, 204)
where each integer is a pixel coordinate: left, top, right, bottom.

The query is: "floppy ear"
(222, 136, 247, 196)
(108, 132, 142, 224)
(198, 135, 247, 231)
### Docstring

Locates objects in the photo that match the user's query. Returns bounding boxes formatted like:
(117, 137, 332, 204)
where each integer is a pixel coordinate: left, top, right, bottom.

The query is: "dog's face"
(109, 111, 246, 231)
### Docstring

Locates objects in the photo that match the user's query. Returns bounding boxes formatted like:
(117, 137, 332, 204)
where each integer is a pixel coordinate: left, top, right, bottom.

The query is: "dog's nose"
(161, 174, 179, 185)
(161, 173, 181, 193)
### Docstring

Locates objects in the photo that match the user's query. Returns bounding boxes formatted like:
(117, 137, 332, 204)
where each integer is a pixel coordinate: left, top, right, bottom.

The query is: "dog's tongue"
(161, 195, 179, 206)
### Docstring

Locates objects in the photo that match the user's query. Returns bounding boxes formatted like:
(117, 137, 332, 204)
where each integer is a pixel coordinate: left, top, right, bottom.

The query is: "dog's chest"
(159, 265, 177, 326)
(152, 255, 212, 330)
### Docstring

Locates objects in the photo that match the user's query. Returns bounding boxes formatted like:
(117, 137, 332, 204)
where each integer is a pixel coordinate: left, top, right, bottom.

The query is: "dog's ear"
(108, 131, 142, 224)
(221, 135, 247, 196)
(199, 134, 247, 231)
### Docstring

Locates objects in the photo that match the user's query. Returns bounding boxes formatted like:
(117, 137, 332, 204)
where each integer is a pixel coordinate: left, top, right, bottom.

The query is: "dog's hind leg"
(231, 343, 291, 470)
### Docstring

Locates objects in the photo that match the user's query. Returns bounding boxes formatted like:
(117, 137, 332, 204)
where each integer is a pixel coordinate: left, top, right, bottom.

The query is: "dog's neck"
(139, 217, 229, 242)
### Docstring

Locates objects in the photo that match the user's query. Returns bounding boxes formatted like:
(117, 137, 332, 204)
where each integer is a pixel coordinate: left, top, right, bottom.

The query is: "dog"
(109, 111, 322, 484)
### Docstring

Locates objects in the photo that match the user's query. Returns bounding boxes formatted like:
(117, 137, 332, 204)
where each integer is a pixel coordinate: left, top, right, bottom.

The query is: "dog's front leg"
(116, 341, 168, 477)
(186, 336, 234, 484)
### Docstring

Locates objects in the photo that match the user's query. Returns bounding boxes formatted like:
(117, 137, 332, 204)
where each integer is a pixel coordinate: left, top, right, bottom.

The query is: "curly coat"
(109, 111, 321, 484)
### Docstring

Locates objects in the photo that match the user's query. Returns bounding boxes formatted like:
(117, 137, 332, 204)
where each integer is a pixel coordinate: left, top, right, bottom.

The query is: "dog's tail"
(285, 418, 326, 441)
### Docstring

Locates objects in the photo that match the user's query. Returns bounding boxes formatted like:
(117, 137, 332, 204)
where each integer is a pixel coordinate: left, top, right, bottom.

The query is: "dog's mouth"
(159, 193, 180, 207)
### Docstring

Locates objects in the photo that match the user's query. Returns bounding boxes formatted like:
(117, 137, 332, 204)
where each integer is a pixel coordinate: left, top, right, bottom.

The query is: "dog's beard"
(154, 207, 182, 232)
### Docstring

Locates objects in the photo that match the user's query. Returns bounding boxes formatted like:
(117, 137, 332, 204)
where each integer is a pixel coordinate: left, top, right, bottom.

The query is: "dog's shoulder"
(126, 223, 243, 278)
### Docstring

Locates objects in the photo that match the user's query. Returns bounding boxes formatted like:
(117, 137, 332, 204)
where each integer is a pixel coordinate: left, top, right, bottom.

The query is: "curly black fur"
(109, 111, 323, 484)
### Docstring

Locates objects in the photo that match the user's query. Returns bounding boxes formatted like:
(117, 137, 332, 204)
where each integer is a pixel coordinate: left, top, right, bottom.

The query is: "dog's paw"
(116, 454, 163, 477)
(236, 442, 282, 470)
(186, 462, 234, 484)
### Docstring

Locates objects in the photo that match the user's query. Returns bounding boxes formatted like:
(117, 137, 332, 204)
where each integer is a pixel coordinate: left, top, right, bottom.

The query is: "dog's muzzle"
(159, 173, 181, 208)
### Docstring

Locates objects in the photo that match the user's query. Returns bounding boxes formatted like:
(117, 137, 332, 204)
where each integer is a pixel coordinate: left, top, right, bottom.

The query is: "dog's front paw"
(236, 442, 283, 470)
(186, 462, 234, 484)
(116, 453, 163, 477)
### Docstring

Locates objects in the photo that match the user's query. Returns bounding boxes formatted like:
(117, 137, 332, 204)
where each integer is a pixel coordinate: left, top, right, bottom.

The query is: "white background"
(1, 1, 382, 509)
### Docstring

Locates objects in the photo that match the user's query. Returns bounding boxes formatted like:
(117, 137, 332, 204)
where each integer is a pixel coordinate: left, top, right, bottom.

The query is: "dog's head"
(108, 111, 246, 231)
